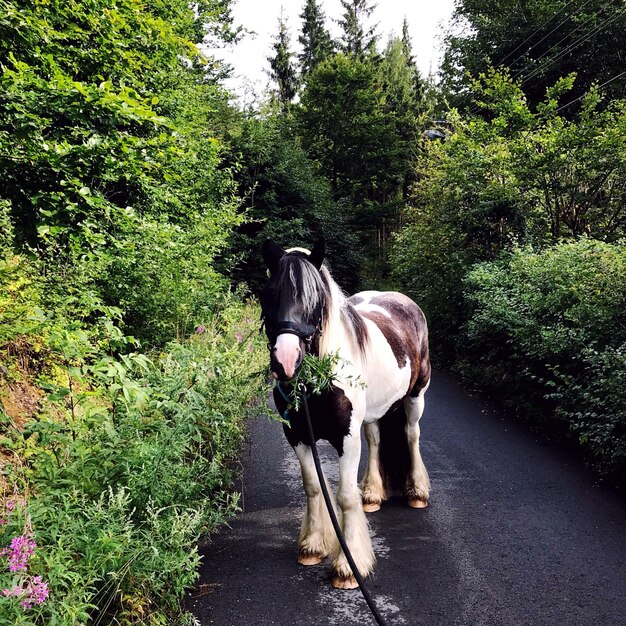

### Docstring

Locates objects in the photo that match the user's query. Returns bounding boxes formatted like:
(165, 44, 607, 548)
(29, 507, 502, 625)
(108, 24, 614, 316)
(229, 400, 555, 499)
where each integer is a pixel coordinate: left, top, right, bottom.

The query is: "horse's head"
(260, 238, 326, 380)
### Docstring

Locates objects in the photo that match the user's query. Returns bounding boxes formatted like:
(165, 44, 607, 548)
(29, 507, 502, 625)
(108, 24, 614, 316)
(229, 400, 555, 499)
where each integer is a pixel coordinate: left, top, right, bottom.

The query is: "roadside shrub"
(0, 301, 268, 624)
(391, 72, 626, 358)
(0, 2, 269, 622)
(461, 239, 626, 478)
(549, 344, 626, 477)
(0, 0, 241, 348)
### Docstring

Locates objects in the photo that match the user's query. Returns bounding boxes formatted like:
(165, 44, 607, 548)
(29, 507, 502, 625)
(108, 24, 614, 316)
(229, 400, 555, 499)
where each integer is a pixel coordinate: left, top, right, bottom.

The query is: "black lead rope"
(298, 383, 388, 626)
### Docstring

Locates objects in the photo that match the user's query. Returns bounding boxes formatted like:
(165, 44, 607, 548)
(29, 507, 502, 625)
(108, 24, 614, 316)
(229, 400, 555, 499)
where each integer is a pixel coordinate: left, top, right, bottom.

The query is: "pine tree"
(268, 14, 298, 113)
(298, 0, 333, 80)
(379, 35, 425, 198)
(400, 17, 425, 106)
(338, 0, 378, 59)
(401, 16, 412, 62)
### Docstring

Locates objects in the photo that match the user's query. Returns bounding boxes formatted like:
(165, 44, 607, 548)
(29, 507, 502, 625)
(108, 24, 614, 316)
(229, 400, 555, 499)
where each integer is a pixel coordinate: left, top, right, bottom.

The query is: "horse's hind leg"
(361, 421, 385, 512)
(404, 380, 431, 508)
(294, 443, 336, 565)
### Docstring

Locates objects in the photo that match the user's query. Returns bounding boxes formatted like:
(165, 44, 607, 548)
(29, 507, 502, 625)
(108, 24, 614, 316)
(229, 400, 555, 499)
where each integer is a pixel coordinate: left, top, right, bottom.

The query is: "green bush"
(0, 0, 241, 346)
(462, 239, 626, 478)
(390, 71, 626, 356)
(549, 344, 626, 477)
(0, 300, 268, 624)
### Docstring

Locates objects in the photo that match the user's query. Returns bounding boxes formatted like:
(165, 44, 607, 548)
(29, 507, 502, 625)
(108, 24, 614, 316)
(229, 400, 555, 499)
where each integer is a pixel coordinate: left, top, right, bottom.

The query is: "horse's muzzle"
(271, 334, 303, 380)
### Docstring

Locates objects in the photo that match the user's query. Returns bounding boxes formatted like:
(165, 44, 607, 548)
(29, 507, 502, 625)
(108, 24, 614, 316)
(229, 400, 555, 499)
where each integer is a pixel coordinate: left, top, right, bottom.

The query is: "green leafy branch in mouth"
(277, 351, 366, 413)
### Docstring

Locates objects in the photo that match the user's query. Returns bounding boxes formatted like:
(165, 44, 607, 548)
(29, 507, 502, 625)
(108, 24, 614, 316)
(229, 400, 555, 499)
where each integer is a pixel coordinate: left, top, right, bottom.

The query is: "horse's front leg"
(294, 443, 337, 565)
(332, 425, 375, 589)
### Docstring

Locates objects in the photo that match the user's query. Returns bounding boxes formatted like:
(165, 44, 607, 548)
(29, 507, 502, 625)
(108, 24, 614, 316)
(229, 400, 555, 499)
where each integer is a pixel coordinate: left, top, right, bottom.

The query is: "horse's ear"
(309, 237, 325, 270)
(261, 238, 285, 274)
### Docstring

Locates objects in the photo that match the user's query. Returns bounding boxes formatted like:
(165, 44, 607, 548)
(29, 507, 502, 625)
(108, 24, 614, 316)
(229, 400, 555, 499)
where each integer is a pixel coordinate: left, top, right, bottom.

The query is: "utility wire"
(510, 0, 598, 79)
(468, 62, 625, 118)
(555, 68, 626, 112)
(520, 7, 625, 86)
(499, 0, 592, 70)
(464, 3, 624, 116)
(466, 1, 607, 115)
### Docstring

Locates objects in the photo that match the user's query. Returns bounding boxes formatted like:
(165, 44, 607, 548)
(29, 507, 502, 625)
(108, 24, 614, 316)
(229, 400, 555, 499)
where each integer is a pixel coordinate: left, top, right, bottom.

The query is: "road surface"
(188, 370, 626, 626)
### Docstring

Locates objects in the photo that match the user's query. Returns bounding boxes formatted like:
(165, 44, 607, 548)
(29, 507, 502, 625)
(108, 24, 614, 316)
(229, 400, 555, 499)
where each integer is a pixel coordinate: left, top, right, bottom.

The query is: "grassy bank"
(0, 262, 268, 624)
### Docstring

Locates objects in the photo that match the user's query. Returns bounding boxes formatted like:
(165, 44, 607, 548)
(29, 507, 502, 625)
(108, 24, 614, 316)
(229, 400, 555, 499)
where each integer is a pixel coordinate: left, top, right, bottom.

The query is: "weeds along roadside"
(0, 254, 270, 625)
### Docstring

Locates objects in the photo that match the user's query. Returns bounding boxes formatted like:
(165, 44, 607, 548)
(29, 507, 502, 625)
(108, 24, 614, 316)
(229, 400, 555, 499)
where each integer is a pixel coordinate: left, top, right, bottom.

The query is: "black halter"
(261, 310, 323, 351)
(275, 320, 319, 341)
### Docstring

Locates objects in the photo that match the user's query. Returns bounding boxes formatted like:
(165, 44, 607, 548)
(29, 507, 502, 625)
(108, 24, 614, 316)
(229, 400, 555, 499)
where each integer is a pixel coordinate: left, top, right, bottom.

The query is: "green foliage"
(286, 352, 363, 409)
(224, 114, 362, 292)
(441, 0, 626, 109)
(391, 71, 626, 355)
(0, 1, 274, 623)
(293, 40, 428, 286)
(239, 10, 427, 290)
(0, 0, 241, 345)
(549, 344, 626, 477)
(378, 36, 425, 197)
(461, 240, 626, 479)
(99, 209, 238, 345)
(298, 53, 392, 202)
(391, 69, 626, 478)
(1, 301, 268, 624)
(267, 15, 298, 114)
(338, 0, 378, 59)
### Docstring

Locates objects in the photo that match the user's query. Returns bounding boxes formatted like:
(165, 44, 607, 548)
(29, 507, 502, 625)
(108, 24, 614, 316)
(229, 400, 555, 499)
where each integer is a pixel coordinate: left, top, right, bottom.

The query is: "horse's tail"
(378, 402, 411, 496)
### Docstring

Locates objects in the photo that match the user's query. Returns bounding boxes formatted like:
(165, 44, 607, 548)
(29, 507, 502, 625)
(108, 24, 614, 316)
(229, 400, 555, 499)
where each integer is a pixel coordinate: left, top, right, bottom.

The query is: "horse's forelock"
(270, 250, 369, 360)
(273, 253, 328, 318)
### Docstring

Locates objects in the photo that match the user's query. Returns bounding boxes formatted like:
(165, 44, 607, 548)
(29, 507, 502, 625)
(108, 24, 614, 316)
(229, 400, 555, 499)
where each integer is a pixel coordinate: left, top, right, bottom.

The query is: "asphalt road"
(188, 370, 626, 626)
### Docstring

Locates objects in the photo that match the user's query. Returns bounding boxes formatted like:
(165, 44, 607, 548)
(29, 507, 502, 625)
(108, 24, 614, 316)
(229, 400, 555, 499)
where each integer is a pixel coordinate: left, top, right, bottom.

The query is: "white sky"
(209, 0, 455, 104)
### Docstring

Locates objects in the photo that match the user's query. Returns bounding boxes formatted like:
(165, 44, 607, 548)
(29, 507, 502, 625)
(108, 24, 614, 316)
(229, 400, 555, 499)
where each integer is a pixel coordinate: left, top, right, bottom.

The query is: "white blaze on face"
(274, 333, 301, 378)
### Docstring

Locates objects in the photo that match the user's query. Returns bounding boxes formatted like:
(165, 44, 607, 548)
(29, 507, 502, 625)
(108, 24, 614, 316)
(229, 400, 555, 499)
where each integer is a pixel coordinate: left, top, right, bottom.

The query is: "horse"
(260, 237, 431, 590)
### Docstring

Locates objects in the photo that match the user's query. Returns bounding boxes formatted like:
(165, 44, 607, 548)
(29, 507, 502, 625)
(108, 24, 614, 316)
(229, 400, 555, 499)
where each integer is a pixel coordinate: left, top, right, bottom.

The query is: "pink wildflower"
(25, 576, 49, 608)
(2, 575, 49, 609)
(1, 535, 36, 572)
(248, 343, 254, 353)
(235, 332, 243, 343)
(195, 325, 206, 334)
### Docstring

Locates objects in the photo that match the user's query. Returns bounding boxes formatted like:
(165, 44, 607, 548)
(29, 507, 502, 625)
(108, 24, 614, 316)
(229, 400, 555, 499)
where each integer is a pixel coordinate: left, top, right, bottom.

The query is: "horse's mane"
(282, 248, 368, 360)
(317, 264, 369, 360)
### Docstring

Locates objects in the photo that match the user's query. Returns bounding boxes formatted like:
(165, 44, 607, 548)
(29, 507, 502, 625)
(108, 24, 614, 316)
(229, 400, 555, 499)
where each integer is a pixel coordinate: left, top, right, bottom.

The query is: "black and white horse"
(260, 238, 431, 589)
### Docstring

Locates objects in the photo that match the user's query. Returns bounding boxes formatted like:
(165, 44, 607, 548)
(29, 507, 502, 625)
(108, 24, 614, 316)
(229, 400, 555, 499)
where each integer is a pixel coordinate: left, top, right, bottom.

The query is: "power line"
(464, 3, 625, 116)
(499, 0, 592, 70)
(520, 7, 625, 86)
(467, 62, 625, 118)
(510, 0, 599, 80)
(555, 68, 626, 112)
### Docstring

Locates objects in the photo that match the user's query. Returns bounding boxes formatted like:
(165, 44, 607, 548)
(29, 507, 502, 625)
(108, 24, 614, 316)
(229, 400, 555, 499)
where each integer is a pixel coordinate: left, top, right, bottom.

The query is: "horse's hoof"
(331, 575, 359, 590)
(362, 502, 381, 513)
(408, 498, 428, 509)
(298, 553, 324, 566)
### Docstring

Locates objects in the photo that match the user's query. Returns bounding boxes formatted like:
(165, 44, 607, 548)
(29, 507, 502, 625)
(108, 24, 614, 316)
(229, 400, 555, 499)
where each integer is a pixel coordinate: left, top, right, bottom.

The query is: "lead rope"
(298, 383, 388, 626)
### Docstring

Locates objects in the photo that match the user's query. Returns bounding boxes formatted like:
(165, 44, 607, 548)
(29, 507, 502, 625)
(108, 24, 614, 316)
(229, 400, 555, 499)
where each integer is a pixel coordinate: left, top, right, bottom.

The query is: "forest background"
(0, 0, 624, 623)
